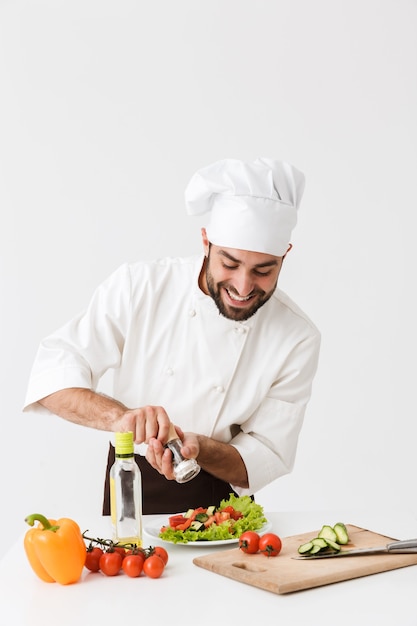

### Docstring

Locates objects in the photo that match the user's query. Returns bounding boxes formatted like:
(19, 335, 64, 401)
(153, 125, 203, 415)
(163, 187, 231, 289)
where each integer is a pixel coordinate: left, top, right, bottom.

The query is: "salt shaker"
(165, 423, 201, 483)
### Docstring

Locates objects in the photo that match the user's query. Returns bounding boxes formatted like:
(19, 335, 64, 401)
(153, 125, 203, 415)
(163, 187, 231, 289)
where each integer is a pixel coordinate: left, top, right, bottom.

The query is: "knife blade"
(293, 538, 417, 559)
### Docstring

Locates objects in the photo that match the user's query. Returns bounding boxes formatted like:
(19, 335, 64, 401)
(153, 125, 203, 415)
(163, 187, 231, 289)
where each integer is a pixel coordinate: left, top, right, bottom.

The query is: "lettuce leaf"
(158, 494, 267, 544)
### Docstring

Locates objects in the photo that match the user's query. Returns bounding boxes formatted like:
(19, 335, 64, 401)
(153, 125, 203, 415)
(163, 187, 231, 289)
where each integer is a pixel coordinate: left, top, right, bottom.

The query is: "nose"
(232, 270, 254, 297)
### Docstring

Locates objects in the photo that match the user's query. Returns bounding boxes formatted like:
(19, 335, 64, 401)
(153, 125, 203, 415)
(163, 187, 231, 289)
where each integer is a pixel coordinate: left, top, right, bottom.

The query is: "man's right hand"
(118, 405, 171, 445)
(38, 388, 171, 445)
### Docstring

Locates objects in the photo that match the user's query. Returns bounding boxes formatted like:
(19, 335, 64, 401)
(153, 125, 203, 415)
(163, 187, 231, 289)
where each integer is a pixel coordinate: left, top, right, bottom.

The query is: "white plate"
(143, 516, 273, 547)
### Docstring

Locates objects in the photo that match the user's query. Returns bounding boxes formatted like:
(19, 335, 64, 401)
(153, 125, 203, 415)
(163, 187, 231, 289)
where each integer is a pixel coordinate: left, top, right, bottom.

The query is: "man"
(24, 157, 321, 514)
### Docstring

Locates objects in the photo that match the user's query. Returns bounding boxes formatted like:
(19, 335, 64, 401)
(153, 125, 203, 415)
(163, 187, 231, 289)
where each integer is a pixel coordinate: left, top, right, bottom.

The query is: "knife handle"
(387, 539, 417, 552)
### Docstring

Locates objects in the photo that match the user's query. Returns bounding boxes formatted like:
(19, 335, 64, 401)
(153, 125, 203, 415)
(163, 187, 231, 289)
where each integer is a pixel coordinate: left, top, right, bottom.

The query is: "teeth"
(226, 289, 252, 302)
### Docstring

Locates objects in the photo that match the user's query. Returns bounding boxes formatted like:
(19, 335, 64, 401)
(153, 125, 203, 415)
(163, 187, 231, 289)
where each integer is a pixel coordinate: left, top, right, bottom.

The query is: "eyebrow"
(218, 250, 279, 268)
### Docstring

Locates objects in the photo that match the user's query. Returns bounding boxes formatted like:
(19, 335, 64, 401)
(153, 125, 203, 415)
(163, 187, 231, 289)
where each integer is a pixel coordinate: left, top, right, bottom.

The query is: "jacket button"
(214, 385, 224, 393)
(166, 368, 174, 376)
(189, 309, 196, 317)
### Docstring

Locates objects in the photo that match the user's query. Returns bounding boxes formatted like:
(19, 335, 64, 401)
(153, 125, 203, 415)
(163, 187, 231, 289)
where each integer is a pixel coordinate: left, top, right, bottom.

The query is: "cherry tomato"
(85, 546, 104, 572)
(126, 547, 147, 562)
(122, 554, 144, 578)
(143, 554, 165, 579)
(238, 531, 260, 554)
(151, 546, 169, 566)
(99, 550, 123, 576)
(258, 532, 282, 557)
(113, 546, 127, 559)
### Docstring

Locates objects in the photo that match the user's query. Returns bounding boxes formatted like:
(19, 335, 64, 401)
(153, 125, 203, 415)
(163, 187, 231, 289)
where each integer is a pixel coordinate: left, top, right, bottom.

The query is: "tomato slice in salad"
(168, 515, 190, 529)
(221, 505, 244, 520)
(214, 511, 231, 524)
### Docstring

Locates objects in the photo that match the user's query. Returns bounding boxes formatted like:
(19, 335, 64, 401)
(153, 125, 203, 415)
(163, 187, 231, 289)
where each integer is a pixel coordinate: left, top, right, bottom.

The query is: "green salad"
(158, 494, 267, 544)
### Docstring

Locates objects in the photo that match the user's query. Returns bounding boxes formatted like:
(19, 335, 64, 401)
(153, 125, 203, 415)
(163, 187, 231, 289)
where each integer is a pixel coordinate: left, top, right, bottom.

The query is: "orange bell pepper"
(24, 513, 86, 585)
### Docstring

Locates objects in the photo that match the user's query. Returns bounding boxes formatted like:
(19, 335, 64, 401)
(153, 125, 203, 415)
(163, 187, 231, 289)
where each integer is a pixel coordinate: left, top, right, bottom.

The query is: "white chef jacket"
(24, 254, 321, 495)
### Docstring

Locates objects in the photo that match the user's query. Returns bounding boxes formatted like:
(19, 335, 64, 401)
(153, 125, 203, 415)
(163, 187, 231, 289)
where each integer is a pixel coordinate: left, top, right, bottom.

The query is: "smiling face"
(199, 228, 288, 322)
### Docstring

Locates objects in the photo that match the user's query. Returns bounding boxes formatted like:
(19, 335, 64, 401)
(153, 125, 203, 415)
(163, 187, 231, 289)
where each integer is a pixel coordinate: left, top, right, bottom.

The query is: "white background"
(1, 0, 416, 559)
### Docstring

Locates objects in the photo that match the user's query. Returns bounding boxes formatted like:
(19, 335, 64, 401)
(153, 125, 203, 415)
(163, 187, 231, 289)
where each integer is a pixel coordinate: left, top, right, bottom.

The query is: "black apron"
(102, 442, 241, 515)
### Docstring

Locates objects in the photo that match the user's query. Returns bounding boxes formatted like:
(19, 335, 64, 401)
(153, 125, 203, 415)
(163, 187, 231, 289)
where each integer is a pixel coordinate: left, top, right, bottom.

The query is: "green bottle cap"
(115, 431, 134, 456)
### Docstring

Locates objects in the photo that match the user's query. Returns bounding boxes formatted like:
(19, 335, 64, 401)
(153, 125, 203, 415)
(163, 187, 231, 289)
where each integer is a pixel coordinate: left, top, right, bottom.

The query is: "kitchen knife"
(294, 538, 417, 559)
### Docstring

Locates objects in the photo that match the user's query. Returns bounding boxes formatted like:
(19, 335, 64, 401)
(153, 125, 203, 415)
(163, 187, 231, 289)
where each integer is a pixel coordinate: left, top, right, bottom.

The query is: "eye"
(222, 263, 239, 270)
(253, 269, 272, 277)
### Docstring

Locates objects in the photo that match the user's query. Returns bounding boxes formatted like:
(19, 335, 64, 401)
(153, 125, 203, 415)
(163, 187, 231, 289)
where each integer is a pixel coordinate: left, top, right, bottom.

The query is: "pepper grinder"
(165, 423, 201, 483)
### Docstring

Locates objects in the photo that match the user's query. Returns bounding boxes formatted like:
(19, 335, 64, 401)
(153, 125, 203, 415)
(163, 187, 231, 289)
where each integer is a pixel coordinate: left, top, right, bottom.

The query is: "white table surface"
(2, 509, 417, 626)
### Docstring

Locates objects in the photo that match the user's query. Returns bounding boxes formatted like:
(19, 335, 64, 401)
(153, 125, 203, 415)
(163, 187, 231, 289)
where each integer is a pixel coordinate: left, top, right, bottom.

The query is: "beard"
(205, 264, 277, 322)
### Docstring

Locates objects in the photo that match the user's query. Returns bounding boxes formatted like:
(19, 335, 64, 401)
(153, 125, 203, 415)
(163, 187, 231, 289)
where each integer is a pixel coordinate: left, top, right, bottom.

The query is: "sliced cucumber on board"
(298, 523, 349, 556)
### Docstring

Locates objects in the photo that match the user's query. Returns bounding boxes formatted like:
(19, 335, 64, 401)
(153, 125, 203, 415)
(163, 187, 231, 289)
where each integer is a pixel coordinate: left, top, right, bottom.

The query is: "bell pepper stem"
(25, 514, 60, 532)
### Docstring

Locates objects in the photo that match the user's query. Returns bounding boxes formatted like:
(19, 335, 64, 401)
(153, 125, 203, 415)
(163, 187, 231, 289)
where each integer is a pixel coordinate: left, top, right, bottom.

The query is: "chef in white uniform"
(24, 158, 321, 514)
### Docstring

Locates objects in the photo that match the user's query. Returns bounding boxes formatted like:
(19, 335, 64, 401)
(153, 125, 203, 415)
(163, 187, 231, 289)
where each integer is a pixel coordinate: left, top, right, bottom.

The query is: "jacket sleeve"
(23, 264, 132, 413)
(229, 330, 321, 495)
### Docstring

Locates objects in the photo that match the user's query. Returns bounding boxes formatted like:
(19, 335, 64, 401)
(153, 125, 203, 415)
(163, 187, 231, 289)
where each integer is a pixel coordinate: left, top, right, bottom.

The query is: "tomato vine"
(81, 531, 168, 579)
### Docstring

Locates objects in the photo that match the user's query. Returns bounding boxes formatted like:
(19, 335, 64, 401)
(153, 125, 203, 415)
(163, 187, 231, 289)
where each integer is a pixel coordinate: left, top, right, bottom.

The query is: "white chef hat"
(185, 157, 305, 256)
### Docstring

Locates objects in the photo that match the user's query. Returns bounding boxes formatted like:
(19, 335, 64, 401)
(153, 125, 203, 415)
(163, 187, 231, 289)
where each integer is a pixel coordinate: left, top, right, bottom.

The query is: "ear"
(201, 228, 210, 256)
(282, 243, 292, 259)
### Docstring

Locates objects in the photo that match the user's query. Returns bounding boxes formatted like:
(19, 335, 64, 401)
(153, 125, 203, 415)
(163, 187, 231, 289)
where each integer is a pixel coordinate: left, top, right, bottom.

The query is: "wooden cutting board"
(193, 524, 417, 594)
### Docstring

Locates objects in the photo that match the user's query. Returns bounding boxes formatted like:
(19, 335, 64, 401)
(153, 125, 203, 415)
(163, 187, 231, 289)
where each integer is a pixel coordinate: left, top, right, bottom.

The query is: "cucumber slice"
(311, 537, 328, 549)
(298, 541, 314, 554)
(324, 538, 341, 551)
(333, 522, 349, 545)
(190, 520, 205, 531)
(309, 544, 323, 554)
(318, 525, 337, 543)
